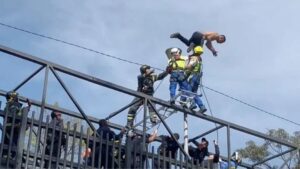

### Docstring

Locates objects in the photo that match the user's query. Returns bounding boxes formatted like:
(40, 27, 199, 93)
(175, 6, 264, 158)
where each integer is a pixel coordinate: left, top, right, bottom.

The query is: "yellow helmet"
(193, 46, 203, 55)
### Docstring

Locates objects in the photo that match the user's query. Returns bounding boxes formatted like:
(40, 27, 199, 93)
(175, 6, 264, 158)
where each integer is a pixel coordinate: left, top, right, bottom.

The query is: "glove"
(166, 66, 172, 73)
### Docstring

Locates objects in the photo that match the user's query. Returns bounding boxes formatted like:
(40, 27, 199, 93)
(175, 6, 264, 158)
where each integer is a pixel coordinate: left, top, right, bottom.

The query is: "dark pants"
(87, 145, 116, 169)
(44, 143, 62, 168)
(3, 128, 20, 159)
(127, 97, 156, 127)
(176, 31, 204, 47)
(153, 152, 174, 169)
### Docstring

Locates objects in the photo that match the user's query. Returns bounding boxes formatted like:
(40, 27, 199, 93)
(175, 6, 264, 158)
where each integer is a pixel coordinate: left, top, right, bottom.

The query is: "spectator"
(125, 129, 157, 169)
(207, 140, 242, 169)
(44, 111, 66, 168)
(188, 137, 209, 164)
(154, 133, 180, 169)
(86, 119, 125, 168)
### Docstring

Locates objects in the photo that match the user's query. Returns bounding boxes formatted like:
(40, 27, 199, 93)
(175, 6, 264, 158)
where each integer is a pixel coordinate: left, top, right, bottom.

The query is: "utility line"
(202, 85, 300, 127)
(1, 22, 299, 127)
(0, 22, 164, 71)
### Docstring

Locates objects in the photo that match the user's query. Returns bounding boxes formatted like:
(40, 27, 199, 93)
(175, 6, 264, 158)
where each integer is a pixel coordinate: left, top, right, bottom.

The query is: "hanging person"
(170, 31, 226, 56)
(126, 65, 169, 129)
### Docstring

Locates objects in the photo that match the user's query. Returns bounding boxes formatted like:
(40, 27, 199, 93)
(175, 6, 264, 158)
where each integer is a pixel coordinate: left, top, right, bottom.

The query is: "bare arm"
(147, 129, 158, 143)
(204, 32, 219, 56)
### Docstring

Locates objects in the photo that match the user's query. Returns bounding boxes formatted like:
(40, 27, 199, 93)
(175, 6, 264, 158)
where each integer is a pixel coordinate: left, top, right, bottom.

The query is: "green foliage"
(237, 140, 269, 162)
(238, 128, 300, 169)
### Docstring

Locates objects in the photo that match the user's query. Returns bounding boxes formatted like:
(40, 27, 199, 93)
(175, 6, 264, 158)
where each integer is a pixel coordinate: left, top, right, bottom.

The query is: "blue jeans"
(189, 73, 204, 108)
(169, 71, 189, 101)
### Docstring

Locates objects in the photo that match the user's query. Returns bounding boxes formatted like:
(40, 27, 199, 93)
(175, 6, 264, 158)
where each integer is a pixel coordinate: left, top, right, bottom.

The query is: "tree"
(237, 128, 300, 169)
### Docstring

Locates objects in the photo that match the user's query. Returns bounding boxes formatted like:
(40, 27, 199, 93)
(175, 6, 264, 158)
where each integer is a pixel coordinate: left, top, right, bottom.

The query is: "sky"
(1, 0, 300, 166)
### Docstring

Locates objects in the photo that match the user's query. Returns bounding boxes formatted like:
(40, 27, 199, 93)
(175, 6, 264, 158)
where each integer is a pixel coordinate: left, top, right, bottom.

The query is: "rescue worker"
(2, 91, 30, 160)
(126, 65, 168, 128)
(168, 47, 190, 105)
(170, 31, 226, 56)
(44, 111, 66, 168)
(186, 46, 207, 113)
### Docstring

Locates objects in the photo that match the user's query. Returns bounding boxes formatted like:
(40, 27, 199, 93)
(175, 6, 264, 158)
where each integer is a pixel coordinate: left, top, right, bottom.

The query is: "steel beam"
(13, 65, 45, 91)
(252, 148, 297, 167)
(105, 98, 142, 120)
(0, 89, 152, 139)
(189, 125, 224, 143)
(148, 100, 189, 158)
(227, 125, 231, 169)
(142, 98, 147, 152)
(0, 44, 298, 149)
(33, 65, 49, 168)
(50, 66, 97, 133)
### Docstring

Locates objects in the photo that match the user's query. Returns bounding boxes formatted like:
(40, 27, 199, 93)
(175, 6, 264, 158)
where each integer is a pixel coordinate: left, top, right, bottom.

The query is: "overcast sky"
(1, 0, 300, 163)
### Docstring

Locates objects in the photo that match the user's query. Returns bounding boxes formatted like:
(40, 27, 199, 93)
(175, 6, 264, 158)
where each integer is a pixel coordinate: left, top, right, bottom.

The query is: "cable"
(1, 22, 299, 127)
(201, 84, 300, 127)
(0, 22, 164, 71)
(200, 65, 219, 141)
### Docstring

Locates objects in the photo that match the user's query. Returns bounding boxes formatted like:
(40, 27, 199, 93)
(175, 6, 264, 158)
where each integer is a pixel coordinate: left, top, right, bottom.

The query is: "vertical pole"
(15, 107, 29, 168)
(227, 125, 231, 169)
(297, 149, 300, 167)
(142, 98, 147, 152)
(184, 113, 189, 156)
(33, 65, 49, 168)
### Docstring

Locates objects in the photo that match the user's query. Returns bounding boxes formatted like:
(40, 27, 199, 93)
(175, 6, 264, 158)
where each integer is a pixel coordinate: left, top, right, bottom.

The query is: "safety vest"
(168, 56, 186, 70)
(188, 55, 202, 73)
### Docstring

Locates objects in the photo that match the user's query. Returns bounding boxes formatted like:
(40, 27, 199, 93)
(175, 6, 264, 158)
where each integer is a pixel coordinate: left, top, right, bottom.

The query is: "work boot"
(180, 102, 188, 109)
(189, 102, 197, 110)
(150, 114, 158, 125)
(187, 42, 195, 53)
(198, 105, 207, 114)
(170, 99, 175, 105)
(170, 32, 180, 38)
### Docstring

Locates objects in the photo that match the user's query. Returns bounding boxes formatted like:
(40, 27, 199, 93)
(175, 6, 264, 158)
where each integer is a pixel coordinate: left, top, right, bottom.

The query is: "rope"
(199, 65, 219, 141)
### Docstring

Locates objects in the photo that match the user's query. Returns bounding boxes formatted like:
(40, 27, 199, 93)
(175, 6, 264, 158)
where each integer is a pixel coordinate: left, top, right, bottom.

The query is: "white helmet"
(231, 151, 242, 163)
(170, 47, 180, 54)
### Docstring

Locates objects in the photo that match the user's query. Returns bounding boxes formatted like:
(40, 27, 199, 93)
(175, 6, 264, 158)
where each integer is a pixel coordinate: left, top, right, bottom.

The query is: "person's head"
(140, 65, 152, 75)
(51, 111, 62, 121)
(173, 133, 180, 140)
(193, 46, 204, 56)
(217, 35, 226, 43)
(170, 47, 181, 59)
(6, 91, 19, 103)
(231, 151, 242, 164)
(98, 119, 108, 127)
(198, 137, 209, 149)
